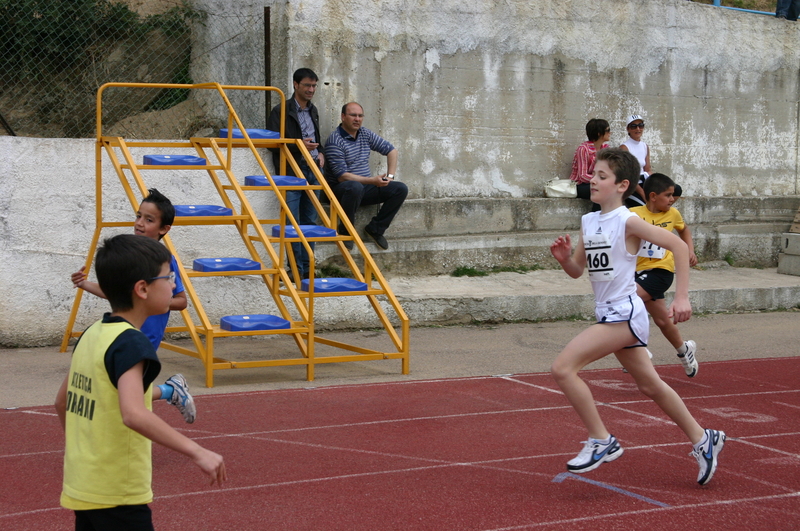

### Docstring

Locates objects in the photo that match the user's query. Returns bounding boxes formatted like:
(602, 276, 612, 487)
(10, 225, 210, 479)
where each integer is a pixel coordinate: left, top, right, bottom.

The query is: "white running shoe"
(165, 374, 196, 424)
(567, 435, 624, 473)
(677, 340, 698, 378)
(692, 428, 726, 485)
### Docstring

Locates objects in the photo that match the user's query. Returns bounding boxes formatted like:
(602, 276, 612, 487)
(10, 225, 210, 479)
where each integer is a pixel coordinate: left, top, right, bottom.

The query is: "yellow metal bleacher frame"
(60, 82, 409, 387)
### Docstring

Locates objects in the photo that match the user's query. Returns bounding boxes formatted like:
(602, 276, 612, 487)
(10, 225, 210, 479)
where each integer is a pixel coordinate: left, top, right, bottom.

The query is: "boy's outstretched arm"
(55, 374, 69, 430)
(550, 233, 586, 279)
(170, 291, 188, 312)
(627, 216, 691, 323)
(118, 363, 227, 486)
(71, 265, 106, 299)
(677, 225, 698, 267)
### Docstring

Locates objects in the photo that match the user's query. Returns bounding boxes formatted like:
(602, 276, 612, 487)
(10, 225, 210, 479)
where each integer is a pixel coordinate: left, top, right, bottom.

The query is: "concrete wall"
(248, 0, 800, 199)
(3, 0, 800, 346)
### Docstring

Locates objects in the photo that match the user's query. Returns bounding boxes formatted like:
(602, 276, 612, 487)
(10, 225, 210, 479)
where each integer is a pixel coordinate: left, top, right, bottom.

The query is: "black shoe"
(364, 226, 388, 250)
(343, 240, 354, 251)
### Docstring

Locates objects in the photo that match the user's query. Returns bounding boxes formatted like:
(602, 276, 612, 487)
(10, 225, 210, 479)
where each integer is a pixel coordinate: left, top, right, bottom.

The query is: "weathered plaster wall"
(247, 0, 800, 198)
(3, 0, 800, 346)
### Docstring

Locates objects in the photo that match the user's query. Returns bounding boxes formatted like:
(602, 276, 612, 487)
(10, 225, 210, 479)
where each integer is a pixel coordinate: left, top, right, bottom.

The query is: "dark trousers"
(331, 180, 408, 236)
(777, 0, 800, 19)
(285, 161, 320, 276)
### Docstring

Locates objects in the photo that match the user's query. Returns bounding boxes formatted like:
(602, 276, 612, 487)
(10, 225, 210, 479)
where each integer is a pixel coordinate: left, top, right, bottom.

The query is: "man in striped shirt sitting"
(324, 102, 408, 250)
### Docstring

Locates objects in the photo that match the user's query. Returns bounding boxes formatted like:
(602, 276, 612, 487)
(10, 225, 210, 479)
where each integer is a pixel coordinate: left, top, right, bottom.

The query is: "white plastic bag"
(544, 179, 577, 198)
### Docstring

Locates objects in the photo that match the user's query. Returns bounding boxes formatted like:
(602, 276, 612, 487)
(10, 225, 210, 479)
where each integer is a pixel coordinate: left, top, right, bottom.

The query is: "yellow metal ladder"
(61, 82, 409, 387)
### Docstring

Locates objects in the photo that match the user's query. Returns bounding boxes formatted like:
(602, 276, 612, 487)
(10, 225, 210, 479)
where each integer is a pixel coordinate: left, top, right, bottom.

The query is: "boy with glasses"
(56, 234, 226, 530)
(70, 189, 196, 423)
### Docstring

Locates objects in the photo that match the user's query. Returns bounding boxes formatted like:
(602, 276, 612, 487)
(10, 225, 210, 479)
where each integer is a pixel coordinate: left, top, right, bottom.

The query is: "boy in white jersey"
(56, 235, 226, 530)
(549, 148, 725, 485)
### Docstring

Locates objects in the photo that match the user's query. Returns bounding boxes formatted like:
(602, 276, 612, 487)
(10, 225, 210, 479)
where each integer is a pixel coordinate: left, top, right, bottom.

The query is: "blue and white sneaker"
(567, 435, 624, 473)
(165, 374, 196, 424)
(692, 428, 726, 485)
(677, 340, 698, 378)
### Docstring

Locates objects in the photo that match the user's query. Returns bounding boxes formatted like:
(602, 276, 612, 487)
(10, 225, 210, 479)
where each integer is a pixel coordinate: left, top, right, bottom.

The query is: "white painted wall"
(3, 0, 800, 345)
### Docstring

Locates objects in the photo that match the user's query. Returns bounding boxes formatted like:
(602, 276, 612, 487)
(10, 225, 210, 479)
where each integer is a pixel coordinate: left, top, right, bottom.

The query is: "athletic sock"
(157, 383, 173, 401)
(677, 342, 688, 355)
(593, 435, 612, 445)
(693, 430, 709, 450)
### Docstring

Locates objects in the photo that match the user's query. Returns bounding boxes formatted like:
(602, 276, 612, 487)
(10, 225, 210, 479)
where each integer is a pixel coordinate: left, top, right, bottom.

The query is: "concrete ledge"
(387, 265, 800, 327)
(317, 196, 800, 275)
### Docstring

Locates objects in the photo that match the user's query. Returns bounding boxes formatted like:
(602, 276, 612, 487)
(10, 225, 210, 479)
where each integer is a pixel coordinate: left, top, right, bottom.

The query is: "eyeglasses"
(628, 122, 645, 129)
(299, 82, 317, 88)
(149, 271, 176, 283)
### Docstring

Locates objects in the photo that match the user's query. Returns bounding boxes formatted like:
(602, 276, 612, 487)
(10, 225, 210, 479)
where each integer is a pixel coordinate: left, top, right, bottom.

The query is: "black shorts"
(635, 268, 674, 300)
(75, 505, 153, 531)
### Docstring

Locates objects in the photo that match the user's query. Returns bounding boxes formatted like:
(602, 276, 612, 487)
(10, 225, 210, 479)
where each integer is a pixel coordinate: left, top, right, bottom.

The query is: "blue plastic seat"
(175, 205, 233, 216)
(219, 128, 280, 139)
(245, 175, 307, 187)
(271, 225, 337, 238)
(143, 154, 207, 165)
(300, 278, 369, 293)
(193, 258, 261, 272)
(220, 314, 291, 331)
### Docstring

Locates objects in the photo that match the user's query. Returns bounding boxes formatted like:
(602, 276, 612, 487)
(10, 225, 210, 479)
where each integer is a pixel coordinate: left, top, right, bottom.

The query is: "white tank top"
(622, 138, 648, 177)
(582, 206, 638, 305)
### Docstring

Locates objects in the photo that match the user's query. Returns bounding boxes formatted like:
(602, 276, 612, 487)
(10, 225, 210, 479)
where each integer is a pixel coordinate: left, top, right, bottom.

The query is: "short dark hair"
(95, 234, 171, 312)
(596, 148, 639, 199)
(585, 118, 610, 142)
(141, 188, 174, 237)
(293, 68, 318, 84)
(643, 173, 676, 197)
(341, 102, 363, 115)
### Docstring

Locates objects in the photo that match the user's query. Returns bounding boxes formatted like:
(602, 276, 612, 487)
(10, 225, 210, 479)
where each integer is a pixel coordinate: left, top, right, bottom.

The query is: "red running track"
(2, 358, 799, 530)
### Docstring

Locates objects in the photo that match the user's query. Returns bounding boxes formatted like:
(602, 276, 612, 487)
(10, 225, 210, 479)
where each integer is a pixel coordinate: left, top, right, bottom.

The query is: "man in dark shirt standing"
(324, 102, 408, 250)
(267, 68, 324, 279)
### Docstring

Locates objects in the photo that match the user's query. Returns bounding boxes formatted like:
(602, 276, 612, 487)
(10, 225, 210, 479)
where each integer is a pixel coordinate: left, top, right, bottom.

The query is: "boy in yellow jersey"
(56, 234, 226, 530)
(631, 173, 699, 377)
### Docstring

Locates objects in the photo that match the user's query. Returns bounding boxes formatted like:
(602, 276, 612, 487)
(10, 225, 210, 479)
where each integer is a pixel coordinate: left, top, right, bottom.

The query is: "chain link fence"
(0, 0, 268, 139)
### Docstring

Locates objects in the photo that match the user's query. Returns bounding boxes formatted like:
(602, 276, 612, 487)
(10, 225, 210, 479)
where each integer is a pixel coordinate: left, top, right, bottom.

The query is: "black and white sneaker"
(692, 428, 726, 485)
(677, 340, 698, 378)
(567, 435, 624, 473)
(165, 374, 196, 424)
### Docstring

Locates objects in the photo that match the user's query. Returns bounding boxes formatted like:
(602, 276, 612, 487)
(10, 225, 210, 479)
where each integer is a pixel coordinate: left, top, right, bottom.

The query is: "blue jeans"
(776, 0, 800, 19)
(285, 162, 321, 276)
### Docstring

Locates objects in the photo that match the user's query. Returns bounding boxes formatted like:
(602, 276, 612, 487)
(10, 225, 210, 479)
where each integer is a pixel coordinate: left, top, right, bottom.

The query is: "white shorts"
(595, 295, 649, 348)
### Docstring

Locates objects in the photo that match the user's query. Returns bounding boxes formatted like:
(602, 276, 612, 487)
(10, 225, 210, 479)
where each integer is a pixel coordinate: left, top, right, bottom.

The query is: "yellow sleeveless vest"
(61, 320, 154, 509)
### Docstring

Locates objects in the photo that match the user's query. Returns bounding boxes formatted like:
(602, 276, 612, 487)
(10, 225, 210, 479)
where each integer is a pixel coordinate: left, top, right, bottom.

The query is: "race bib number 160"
(584, 234, 614, 281)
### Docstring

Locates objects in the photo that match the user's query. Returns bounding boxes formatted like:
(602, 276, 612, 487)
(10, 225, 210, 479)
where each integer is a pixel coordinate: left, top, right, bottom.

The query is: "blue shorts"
(595, 294, 649, 348)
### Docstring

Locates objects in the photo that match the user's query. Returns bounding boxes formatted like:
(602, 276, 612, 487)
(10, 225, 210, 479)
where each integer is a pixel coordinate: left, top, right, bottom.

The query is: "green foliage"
(143, 1, 205, 37)
(0, 0, 202, 83)
(145, 60, 193, 111)
(319, 264, 354, 278)
(451, 264, 543, 277)
(452, 267, 488, 277)
(723, 252, 736, 266)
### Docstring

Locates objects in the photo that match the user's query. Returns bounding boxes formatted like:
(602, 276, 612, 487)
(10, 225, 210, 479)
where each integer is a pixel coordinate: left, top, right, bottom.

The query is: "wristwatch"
(387, 174, 395, 180)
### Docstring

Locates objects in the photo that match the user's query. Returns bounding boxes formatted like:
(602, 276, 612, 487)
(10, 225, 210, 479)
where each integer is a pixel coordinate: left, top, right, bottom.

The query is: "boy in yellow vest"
(56, 234, 226, 530)
(630, 173, 699, 377)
